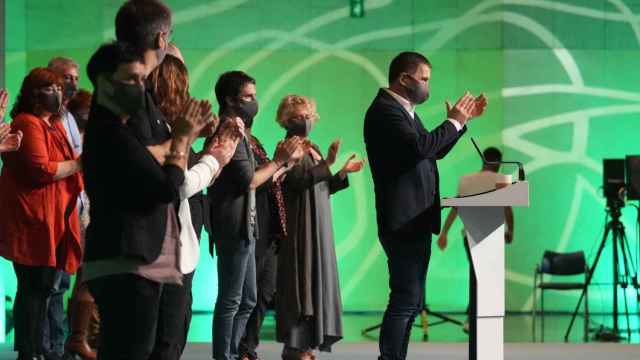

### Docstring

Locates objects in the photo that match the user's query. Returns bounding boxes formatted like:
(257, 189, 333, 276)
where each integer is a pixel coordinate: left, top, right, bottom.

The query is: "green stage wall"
(2, 0, 639, 324)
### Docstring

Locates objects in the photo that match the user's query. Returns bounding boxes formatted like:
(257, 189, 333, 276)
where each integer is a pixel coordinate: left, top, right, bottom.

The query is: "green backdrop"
(2, 0, 639, 322)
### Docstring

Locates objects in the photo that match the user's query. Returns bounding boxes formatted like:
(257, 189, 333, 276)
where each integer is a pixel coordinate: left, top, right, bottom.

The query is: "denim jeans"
(212, 239, 257, 360)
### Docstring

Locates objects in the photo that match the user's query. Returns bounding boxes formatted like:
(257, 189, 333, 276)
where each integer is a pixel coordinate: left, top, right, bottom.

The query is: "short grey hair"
(48, 57, 79, 74)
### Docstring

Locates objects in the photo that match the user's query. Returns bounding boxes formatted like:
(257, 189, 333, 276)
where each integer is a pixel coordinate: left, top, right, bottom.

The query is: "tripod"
(565, 203, 639, 342)
(361, 303, 464, 341)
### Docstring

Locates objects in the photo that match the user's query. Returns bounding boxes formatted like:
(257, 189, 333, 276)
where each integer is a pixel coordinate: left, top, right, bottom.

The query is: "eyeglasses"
(63, 74, 79, 83)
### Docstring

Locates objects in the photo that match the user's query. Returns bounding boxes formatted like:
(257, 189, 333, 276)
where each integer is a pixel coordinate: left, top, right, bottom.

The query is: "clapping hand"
(338, 153, 365, 177)
(205, 117, 244, 167)
(0, 89, 8, 119)
(326, 139, 341, 166)
(445, 92, 488, 127)
(173, 98, 214, 141)
(274, 136, 303, 165)
(0, 123, 22, 153)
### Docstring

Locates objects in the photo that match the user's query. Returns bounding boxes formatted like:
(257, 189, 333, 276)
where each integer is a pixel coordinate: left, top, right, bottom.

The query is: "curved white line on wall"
(520, 175, 604, 311)
(102, 0, 249, 39)
(190, 0, 392, 90)
(238, 0, 393, 71)
(341, 241, 383, 300)
(420, 11, 584, 86)
(503, 84, 640, 102)
(504, 0, 640, 22)
(608, 0, 640, 46)
(503, 105, 640, 180)
(189, 30, 387, 98)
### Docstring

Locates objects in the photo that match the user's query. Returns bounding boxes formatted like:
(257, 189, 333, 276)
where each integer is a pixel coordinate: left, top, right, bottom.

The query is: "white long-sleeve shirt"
(178, 154, 220, 274)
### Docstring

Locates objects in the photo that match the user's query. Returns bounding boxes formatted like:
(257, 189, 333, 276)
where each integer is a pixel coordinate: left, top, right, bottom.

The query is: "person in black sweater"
(81, 42, 211, 360)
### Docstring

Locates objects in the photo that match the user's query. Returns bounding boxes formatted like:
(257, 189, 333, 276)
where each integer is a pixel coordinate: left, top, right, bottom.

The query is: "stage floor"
(0, 342, 636, 360)
(0, 313, 637, 359)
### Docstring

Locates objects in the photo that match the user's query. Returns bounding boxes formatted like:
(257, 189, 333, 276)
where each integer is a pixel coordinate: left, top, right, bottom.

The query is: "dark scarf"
(247, 135, 288, 244)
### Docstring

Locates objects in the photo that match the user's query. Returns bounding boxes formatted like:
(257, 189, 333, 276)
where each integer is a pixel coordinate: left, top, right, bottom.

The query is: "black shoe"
(44, 352, 63, 360)
(16, 353, 44, 360)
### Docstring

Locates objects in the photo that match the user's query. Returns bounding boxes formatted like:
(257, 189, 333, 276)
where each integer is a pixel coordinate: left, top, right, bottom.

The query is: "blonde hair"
(47, 57, 79, 73)
(276, 94, 319, 129)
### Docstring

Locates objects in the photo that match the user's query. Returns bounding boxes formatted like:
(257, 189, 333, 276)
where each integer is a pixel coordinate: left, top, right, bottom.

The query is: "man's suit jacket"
(364, 89, 465, 237)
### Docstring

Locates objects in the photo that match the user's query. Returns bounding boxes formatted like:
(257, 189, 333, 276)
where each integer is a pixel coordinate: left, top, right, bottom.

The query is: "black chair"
(532, 250, 589, 342)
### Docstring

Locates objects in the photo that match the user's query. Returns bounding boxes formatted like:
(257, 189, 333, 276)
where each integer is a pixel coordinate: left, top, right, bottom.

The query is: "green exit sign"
(350, 0, 365, 18)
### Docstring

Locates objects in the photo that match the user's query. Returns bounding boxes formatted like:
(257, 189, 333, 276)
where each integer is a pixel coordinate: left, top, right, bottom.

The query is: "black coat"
(82, 103, 184, 263)
(207, 136, 256, 252)
(363, 89, 465, 236)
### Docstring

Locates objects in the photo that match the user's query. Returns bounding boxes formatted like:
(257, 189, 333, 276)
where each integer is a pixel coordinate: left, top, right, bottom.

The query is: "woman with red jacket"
(0, 67, 83, 360)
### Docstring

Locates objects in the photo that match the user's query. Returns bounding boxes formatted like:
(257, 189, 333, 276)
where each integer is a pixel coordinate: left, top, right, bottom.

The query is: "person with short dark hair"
(0, 67, 83, 360)
(209, 71, 304, 360)
(115, 0, 172, 74)
(364, 51, 488, 360)
(81, 41, 211, 359)
(437, 147, 515, 333)
(67, 89, 92, 133)
(114, 0, 174, 150)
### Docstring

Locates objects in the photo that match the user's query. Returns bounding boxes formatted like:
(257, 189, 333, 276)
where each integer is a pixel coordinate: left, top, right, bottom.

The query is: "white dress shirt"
(178, 154, 220, 274)
(383, 87, 463, 131)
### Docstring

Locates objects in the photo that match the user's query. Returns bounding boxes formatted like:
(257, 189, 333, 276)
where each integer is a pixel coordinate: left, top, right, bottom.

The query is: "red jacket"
(0, 113, 83, 273)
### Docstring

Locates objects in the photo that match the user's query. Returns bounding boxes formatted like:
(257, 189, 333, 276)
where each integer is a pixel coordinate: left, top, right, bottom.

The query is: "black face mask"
(39, 91, 62, 114)
(403, 74, 429, 104)
(112, 81, 145, 116)
(234, 99, 259, 128)
(286, 117, 314, 137)
(63, 81, 77, 101)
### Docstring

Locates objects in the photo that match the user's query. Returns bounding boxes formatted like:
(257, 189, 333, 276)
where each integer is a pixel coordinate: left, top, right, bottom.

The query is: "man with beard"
(208, 71, 303, 360)
(363, 51, 488, 360)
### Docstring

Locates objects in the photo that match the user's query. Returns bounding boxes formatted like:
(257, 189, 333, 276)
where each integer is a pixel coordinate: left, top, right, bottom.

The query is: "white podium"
(442, 181, 529, 360)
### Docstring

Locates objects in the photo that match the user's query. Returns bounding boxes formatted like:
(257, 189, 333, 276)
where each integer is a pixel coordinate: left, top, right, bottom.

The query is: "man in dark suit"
(363, 51, 487, 360)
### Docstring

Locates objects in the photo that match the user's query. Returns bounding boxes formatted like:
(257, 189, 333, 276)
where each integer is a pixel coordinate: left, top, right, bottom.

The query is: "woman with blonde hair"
(275, 95, 364, 360)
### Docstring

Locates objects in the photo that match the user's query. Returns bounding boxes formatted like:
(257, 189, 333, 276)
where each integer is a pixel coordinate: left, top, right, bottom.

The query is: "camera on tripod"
(603, 156, 640, 209)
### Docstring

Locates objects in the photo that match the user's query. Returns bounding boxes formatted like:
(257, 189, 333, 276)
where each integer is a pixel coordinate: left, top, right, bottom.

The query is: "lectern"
(442, 181, 529, 360)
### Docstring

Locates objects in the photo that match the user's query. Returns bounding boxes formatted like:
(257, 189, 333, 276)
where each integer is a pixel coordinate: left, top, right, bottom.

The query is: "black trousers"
(238, 244, 277, 359)
(378, 229, 432, 360)
(12, 263, 57, 356)
(150, 271, 194, 360)
(89, 274, 163, 360)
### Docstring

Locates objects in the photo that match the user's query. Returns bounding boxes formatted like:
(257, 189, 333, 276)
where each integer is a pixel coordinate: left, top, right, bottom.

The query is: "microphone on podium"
(470, 137, 526, 182)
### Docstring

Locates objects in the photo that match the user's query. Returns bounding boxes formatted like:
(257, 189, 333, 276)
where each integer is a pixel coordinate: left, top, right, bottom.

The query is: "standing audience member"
(63, 89, 99, 360)
(209, 71, 304, 360)
(0, 68, 83, 360)
(363, 51, 486, 360)
(43, 56, 83, 360)
(147, 54, 244, 359)
(237, 92, 290, 360)
(276, 94, 364, 360)
(81, 41, 210, 360)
